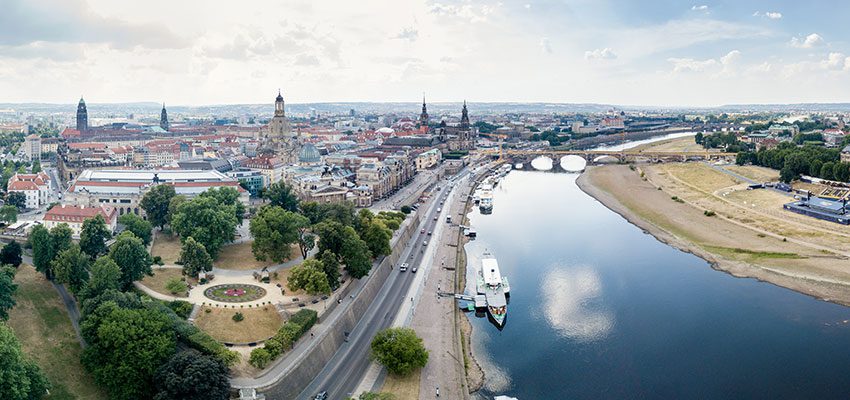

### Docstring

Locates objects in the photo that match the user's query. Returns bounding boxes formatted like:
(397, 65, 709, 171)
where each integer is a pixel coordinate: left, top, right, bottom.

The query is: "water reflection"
(540, 266, 613, 342)
(530, 156, 553, 171)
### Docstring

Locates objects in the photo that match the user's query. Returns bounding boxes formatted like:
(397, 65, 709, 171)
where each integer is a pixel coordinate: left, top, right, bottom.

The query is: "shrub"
(263, 338, 283, 358)
(233, 312, 244, 322)
(400, 205, 411, 214)
(289, 309, 318, 335)
(204, 308, 211, 314)
(152, 255, 163, 265)
(165, 278, 188, 295)
(168, 300, 193, 319)
(703, 210, 716, 217)
(249, 348, 271, 369)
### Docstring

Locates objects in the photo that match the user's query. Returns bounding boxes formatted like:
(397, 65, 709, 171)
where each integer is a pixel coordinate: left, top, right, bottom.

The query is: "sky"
(3, 0, 850, 107)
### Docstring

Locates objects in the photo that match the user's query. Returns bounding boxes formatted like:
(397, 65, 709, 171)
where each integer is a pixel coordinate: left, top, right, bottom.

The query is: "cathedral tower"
(460, 100, 470, 130)
(419, 95, 429, 127)
(160, 103, 169, 131)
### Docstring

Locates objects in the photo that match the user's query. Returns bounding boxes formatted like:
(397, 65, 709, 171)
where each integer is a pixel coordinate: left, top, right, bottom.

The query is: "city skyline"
(4, 0, 850, 106)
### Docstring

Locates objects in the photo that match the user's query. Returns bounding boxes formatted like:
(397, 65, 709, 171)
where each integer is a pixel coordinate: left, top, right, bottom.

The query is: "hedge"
(249, 309, 319, 368)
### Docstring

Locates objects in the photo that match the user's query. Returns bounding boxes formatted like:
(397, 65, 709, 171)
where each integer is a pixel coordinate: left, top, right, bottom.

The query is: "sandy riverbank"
(577, 164, 850, 307)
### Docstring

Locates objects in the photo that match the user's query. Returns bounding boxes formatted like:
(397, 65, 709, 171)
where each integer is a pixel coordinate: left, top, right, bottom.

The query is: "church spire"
(76, 96, 88, 132)
(460, 100, 470, 130)
(419, 93, 429, 127)
(160, 103, 169, 131)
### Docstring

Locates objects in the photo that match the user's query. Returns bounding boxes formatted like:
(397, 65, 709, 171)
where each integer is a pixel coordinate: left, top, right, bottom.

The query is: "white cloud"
(753, 11, 782, 19)
(393, 27, 418, 42)
(584, 47, 616, 60)
(429, 3, 495, 23)
(790, 33, 824, 48)
(668, 50, 740, 74)
(691, 5, 709, 12)
(540, 37, 552, 54)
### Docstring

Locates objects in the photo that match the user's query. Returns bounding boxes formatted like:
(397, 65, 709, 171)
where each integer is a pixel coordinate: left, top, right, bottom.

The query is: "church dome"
(299, 143, 321, 164)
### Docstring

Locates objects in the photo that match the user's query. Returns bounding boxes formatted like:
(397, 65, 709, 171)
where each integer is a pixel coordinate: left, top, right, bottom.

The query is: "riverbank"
(577, 164, 850, 306)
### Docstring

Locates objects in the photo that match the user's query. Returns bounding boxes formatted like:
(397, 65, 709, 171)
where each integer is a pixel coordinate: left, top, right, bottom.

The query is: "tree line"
(23, 198, 235, 399)
(736, 142, 850, 183)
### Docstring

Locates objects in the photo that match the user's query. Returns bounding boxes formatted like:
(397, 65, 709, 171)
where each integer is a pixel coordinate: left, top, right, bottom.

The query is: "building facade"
(43, 204, 117, 237)
(7, 172, 51, 209)
(23, 134, 41, 160)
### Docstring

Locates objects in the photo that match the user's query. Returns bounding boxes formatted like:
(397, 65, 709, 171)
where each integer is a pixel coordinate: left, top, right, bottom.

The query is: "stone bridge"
(482, 149, 736, 167)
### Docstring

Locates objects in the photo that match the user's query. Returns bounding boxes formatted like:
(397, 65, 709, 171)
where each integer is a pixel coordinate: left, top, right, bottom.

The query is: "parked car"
(427, 231, 432, 235)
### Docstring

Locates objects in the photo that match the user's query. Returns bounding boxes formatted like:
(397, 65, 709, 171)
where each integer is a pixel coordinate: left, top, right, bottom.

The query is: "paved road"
(288, 170, 469, 400)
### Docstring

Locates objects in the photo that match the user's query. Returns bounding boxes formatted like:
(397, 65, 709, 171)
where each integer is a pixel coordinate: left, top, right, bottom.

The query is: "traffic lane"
(295, 198, 442, 398)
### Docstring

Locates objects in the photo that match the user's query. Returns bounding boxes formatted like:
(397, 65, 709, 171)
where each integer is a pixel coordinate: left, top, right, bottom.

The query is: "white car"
(399, 263, 408, 272)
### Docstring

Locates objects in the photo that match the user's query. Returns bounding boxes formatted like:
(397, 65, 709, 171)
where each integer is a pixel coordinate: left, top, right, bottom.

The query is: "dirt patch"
(193, 305, 283, 343)
(213, 241, 292, 270)
(7, 265, 107, 399)
(151, 232, 182, 264)
(382, 370, 421, 400)
(578, 164, 850, 306)
(632, 136, 704, 153)
(140, 268, 190, 297)
(725, 165, 780, 183)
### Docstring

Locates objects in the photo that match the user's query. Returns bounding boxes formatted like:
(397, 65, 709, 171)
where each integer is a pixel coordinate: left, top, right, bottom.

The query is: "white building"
(43, 204, 117, 237)
(65, 169, 249, 217)
(415, 148, 441, 171)
(23, 134, 41, 160)
(7, 172, 51, 209)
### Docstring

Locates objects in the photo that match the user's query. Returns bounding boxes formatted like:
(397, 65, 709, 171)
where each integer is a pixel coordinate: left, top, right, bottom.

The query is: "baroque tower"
(419, 95, 429, 127)
(460, 100, 470, 130)
(160, 103, 169, 131)
(262, 90, 299, 164)
(76, 97, 88, 131)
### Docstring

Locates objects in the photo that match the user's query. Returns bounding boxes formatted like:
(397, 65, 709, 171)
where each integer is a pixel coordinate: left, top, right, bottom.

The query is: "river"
(464, 142, 850, 399)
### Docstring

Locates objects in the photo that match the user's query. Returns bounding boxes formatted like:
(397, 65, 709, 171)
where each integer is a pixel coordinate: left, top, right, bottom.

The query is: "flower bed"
(204, 284, 267, 303)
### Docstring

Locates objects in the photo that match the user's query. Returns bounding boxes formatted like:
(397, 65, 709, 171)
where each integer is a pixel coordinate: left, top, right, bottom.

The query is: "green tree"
(179, 236, 213, 278)
(370, 327, 429, 376)
(249, 347, 271, 369)
(400, 205, 411, 214)
(29, 224, 52, 278)
(0, 205, 17, 224)
(821, 161, 836, 180)
(49, 223, 73, 257)
(313, 220, 348, 256)
(0, 241, 22, 268)
(80, 214, 112, 259)
(249, 206, 309, 262)
(0, 266, 17, 320)
(51, 244, 91, 296)
(199, 186, 246, 224)
(362, 220, 392, 258)
(0, 322, 50, 399)
(153, 350, 230, 400)
(109, 231, 153, 289)
(165, 278, 187, 295)
(171, 196, 237, 258)
(5, 192, 25, 209)
(264, 181, 300, 212)
(118, 213, 153, 245)
(167, 195, 186, 226)
(140, 184, 176, 229)
(82, 305, 177, 400)
(320, 250, 341, 290)
(286, 259, 331, 295)
(342, 230, 372, 279)
(81, 256, 122, 300)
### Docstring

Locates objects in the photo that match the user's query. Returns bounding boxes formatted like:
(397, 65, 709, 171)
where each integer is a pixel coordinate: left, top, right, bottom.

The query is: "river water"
(464, 155, 850, 399)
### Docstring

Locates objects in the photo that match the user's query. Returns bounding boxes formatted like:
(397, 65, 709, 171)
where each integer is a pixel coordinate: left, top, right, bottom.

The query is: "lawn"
(140, 268, 190, 297)
(661, 163, 741, 192)
(381, 370, 421, 400)
(725, 165, 780, 183)
(7, 265, 107, 400)
(151, 232, 182, 264)
(193, 306, 283, 343)
(213, 241, 294, 270)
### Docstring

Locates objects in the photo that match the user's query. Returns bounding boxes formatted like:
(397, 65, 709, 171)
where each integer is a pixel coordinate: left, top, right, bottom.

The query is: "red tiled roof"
(44, 205, 116, 224)
(7, 181, 39, 191)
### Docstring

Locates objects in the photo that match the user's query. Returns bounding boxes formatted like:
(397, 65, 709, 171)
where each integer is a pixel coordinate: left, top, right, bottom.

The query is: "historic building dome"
(299, 143, 321, 164)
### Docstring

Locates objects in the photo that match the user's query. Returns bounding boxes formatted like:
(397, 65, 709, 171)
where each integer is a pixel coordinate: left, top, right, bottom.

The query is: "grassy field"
(660, 163, 740, 192)
(213, 241, 288, 270)
(151, 232, 182, 264)
(381, 370, 421, 400)
(140, 268, 189, 297)
(633, 136, 704, 153)
(193, 306, 283, 343)
(725, 165, 780, 183)
(7, 265, 107, 400)
(703, 246, 804, 261)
